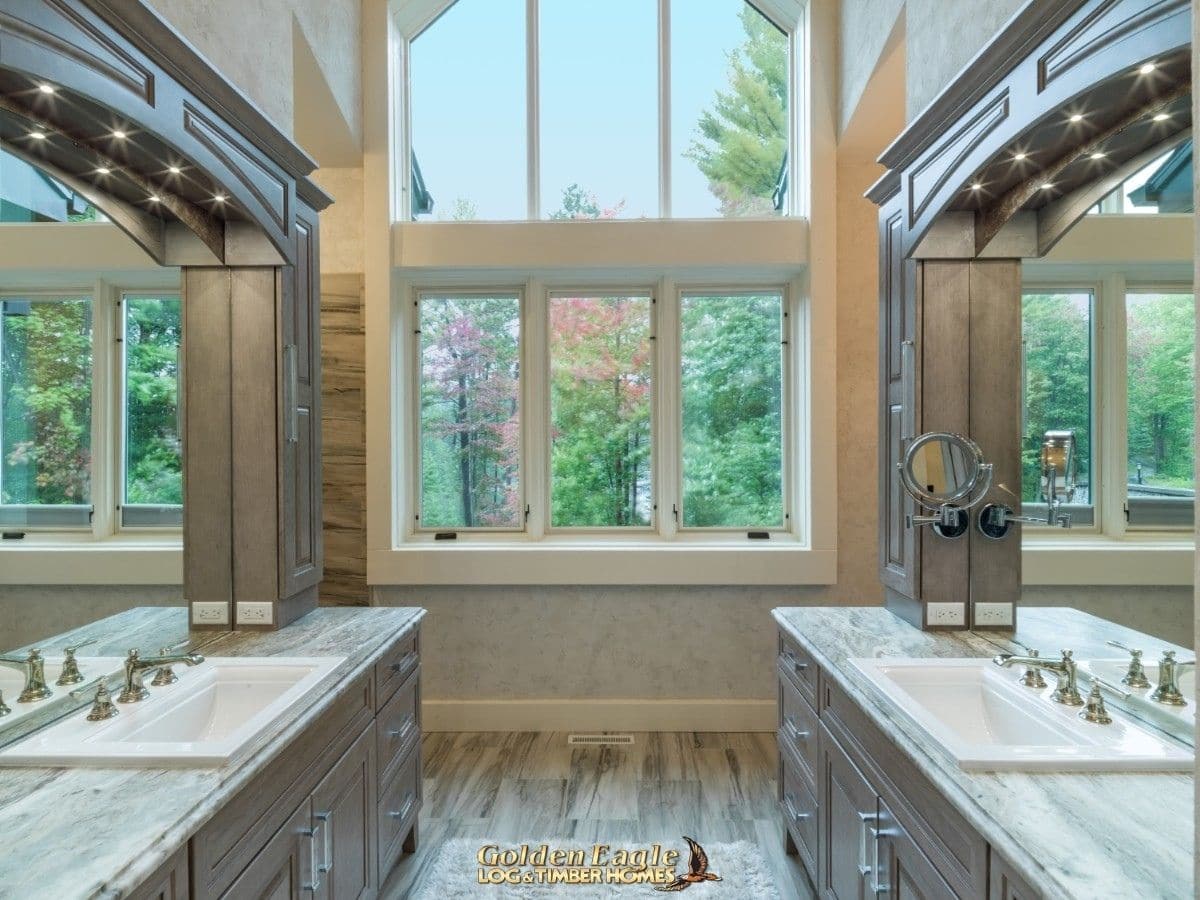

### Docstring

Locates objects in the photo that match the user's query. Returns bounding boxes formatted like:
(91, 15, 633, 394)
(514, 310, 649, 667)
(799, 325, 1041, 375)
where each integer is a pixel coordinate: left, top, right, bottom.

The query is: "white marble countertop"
(0, 605, 424, 900)
(771, 605, 1194, 900)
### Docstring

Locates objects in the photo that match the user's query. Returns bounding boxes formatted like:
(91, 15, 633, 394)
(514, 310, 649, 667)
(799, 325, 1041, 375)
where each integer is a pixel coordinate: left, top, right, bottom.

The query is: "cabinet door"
(820, 730, 877, 900)
(221, 803, 315, 900)
(280, 211, 323, 598)
(877, 798, 957, 900)
(311, 724, 377, 900)
(878, 201, 919, 597)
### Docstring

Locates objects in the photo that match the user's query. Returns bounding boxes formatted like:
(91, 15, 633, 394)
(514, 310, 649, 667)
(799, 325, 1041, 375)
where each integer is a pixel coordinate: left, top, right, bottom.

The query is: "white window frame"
(1020, 267, 1194, 586)
(406, 279, 796, 542)
(393, 0, 806, 222)
(0, 278, 182, 585)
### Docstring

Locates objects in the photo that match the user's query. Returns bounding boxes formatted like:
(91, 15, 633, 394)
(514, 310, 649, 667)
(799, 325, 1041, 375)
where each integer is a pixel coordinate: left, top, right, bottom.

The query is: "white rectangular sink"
(850, 657, 1193, 772)
(0, 657, 125, 725)
(0, 657, 344, 767)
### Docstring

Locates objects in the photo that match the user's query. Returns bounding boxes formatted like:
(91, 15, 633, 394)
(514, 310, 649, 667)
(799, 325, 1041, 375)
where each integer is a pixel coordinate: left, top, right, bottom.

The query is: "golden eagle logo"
(654, 836, 722, 892)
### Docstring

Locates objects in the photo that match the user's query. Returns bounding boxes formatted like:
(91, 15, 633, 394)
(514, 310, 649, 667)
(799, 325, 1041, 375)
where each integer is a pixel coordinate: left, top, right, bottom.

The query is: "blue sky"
(409, 0, 772, 220)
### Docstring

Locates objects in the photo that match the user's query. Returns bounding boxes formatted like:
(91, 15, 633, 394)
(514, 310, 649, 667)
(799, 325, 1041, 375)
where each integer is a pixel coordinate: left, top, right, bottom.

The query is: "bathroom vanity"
(0, 605, 424, 899)
(774, 606, 1194, 899)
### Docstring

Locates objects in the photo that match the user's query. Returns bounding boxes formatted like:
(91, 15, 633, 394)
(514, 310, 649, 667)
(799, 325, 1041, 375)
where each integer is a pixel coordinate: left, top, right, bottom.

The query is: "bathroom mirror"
(899, 432, 989, 510)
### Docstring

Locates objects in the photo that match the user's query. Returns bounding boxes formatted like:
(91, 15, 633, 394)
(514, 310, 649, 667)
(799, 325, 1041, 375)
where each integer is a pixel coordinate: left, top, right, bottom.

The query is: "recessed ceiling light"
(28, 131, 47, 140)
(1139, 62, 1157, 75)
(112, 130, 126, 139)
(1041, 183, 1054, 191)
(1153, 113, 1169, 122)
(168, 165, 181, 175)
(96, 167, 111, 175)
(213, 193, 227, 203)
(1069, 114, 1083, 123)
(970, 183, 982, 191)
(148, 194, 161, 203)
(1090, 152, 1105, 160)
(1013, 152, 1027, 162)
(38, 84, 55, 95)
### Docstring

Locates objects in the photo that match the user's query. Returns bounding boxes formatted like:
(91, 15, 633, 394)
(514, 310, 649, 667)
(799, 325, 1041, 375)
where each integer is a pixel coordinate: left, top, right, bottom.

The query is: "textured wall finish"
(312, 168, 365, 274)
(839, 0, 905, 135)
(1021, 586, 1194, 649)
(0, 586, 183, 650)
(904, 0, 1026, 120)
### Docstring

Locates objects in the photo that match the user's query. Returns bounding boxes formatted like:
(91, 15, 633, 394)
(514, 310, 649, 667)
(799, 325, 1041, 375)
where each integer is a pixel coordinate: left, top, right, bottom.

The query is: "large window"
(1021, 284, 1194, 535)
(404, 0, 794, 221)
(0, 288, 181, 532)
(1090, 140, 1193, 215)
(411, 284, 793, 538)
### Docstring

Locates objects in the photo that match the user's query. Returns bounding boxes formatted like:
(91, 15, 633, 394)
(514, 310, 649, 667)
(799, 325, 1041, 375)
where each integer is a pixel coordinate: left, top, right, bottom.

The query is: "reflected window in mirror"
(1126, 290, 1194, 529)
(1088, 140, 1193, 215)
(1021, 291, 1094, 526)
(0, 149, 108, 224)
(0, 289, 181, 534)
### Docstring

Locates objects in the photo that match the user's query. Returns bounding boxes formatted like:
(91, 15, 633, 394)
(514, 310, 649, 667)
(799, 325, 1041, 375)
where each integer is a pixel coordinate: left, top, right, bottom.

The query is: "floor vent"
(567, 733, 635, 746)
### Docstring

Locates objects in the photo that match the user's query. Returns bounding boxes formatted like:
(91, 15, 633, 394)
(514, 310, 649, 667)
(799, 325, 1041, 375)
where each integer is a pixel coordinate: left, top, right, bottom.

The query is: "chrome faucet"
(118, 648, 205, 703)
(1150, 650, 1194, 707)
(0, 649, 53, 703)
(993, 649, 1083, 706)
(1106, 640, 1151, 689)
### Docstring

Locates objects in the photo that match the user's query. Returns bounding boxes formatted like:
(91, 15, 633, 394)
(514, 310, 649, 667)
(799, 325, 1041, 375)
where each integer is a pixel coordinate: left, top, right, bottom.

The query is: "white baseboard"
(422, 699, 775, 732)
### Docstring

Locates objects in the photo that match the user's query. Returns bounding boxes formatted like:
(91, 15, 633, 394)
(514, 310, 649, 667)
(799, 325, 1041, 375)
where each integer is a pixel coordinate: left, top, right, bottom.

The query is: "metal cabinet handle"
(786, 717, 810, 743)
(782, 649, 808, 673)
(388, 713, 415, 740)
(389, 790, 416, 822)
(783, 792, 809, 824)
(284, 343, 298, 444)
(314, 811, 332, 875)
(858, 811, 890, 895)
(302, 819, 323, 892)
(389, 651, 417, 676)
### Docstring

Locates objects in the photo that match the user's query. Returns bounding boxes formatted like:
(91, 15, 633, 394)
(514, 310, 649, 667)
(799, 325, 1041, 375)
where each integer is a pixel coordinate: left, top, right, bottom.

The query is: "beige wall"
(838, 0, 904, 135)
(0, 586, 183, 649)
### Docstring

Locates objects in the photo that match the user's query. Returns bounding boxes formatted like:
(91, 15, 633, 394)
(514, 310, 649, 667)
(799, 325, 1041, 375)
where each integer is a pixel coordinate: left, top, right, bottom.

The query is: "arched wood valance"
(868, 0, 1190, 259)
(0, 0, 331, 265)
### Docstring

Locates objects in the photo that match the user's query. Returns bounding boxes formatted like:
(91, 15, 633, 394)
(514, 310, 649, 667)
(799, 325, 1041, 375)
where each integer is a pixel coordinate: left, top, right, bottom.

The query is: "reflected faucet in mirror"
(1040, 430, 1076, 528)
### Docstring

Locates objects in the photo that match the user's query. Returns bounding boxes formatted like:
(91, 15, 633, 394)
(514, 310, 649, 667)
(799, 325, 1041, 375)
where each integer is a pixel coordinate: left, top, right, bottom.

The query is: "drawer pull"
(388, 713, 416, 741)
(313, 811, 332, 875)
(786, 718, 810, 742)
(389, 790, 416, 822)
(783, 792, 809, 823)
(782, 649, 808, 673)
(389, 651, 417, 675)
(858, 811, 888, 894)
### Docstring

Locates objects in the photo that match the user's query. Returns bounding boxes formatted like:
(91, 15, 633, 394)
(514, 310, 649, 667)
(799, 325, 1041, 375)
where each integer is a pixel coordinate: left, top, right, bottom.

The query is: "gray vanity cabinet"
(778, 628, 1027, 900)
(219, 803, 312, 899)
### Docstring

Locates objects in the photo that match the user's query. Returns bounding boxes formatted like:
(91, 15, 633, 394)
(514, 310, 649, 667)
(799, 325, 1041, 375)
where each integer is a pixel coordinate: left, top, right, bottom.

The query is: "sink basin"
(0, 657, 344, 767)
(0, 657, 125, 725)
(850, 657, 1194, 772)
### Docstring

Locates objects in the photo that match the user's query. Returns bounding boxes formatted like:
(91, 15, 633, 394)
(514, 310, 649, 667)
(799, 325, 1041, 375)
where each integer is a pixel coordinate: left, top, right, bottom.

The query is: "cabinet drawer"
(378, 745, 421, 879)
(778, 673, 818, 783)
(376, 630, 419, 710)
(778, 629, 818, 706)
(778, 739, 818, 877)
(376, 668, 420, 784)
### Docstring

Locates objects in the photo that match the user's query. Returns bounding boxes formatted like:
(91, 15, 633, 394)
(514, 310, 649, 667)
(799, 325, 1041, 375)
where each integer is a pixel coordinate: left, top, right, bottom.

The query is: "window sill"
(368, 542, 836, 586)
(0, 536, 182, 585)
(1022, 537, 1193, 586)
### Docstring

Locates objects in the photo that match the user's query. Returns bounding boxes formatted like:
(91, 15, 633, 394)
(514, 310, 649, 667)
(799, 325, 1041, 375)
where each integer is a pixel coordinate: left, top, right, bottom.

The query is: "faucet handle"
(1106, 640, 1150, 688)
(1079, 683, 1113, 724)
(85, 682, 119, 721)
(1015, 647, 1047, 689)
(55, 638, 97, 687)
(62, 637, 97, 655)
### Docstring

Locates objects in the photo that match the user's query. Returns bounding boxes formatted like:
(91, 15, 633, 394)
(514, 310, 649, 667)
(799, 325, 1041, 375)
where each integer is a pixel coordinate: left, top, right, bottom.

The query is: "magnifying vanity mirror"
(899, 432, 994, 539)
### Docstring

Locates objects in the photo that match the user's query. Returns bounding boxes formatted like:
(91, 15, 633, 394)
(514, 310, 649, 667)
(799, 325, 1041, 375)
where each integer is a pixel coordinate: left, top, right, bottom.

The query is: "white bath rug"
(412, 837, 781, 899)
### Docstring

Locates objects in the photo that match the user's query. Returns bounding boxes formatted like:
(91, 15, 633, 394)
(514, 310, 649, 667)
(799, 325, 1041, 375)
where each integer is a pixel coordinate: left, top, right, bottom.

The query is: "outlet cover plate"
(192, 601, 229, 626)
(926, 602, 966, 628)
(236, 601, 274, 626)
(973, 602, 1014, 627)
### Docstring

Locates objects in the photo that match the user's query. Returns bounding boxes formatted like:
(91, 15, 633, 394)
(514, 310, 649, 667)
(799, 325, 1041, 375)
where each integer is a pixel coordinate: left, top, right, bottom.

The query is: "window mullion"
(657, 278, 678, 538)
(526, 0, 540, 220)
(1101, 273, 1128, 538)
(90, 280, 116, 539)
(657, 0, 670, 219)
(525, 279, 547, 536)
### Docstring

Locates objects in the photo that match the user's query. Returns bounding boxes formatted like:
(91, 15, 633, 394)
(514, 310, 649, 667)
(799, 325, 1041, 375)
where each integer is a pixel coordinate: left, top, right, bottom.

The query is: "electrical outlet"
(926, 602, 966, 628)
(237, 601, 274, 626)
(192, 601, 229, 625)
(973, 602, 1014, 628)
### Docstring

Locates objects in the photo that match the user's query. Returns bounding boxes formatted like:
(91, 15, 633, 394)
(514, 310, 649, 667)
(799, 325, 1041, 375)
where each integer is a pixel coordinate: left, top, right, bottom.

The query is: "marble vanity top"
(772, 605, 1194, 900)
(0, 605, 424, 900)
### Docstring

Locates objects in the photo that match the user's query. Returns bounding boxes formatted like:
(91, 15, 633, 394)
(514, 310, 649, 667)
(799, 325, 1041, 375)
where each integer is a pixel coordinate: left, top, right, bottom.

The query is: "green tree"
(1127, 293, 1194, 486)
(686, 6, 788, 217)
(124, 298, 182, 505)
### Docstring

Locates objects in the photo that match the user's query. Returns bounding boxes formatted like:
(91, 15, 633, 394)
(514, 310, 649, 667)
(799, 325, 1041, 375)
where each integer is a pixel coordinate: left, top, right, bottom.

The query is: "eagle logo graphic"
(654, 836, 722, 892)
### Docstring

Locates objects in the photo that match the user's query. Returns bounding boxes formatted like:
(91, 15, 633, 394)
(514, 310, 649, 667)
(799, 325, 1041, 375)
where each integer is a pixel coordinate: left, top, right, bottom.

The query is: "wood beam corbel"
(974, 83, 1190, 255)
(0, 95, 226, 263)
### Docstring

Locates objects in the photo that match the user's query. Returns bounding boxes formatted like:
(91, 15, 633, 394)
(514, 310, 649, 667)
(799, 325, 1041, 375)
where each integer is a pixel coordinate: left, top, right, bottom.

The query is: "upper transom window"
(402, 0, 796, 221)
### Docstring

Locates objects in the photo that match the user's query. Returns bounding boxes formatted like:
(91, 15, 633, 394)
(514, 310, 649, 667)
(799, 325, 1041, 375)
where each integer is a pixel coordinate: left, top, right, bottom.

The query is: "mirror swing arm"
(978, 430, 1078, 539)
(898, 432, 994, 540)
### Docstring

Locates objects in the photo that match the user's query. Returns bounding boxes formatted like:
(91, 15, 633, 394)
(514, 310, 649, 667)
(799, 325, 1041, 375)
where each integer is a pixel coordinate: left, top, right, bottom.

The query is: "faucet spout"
(118, 649, 205, 703)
